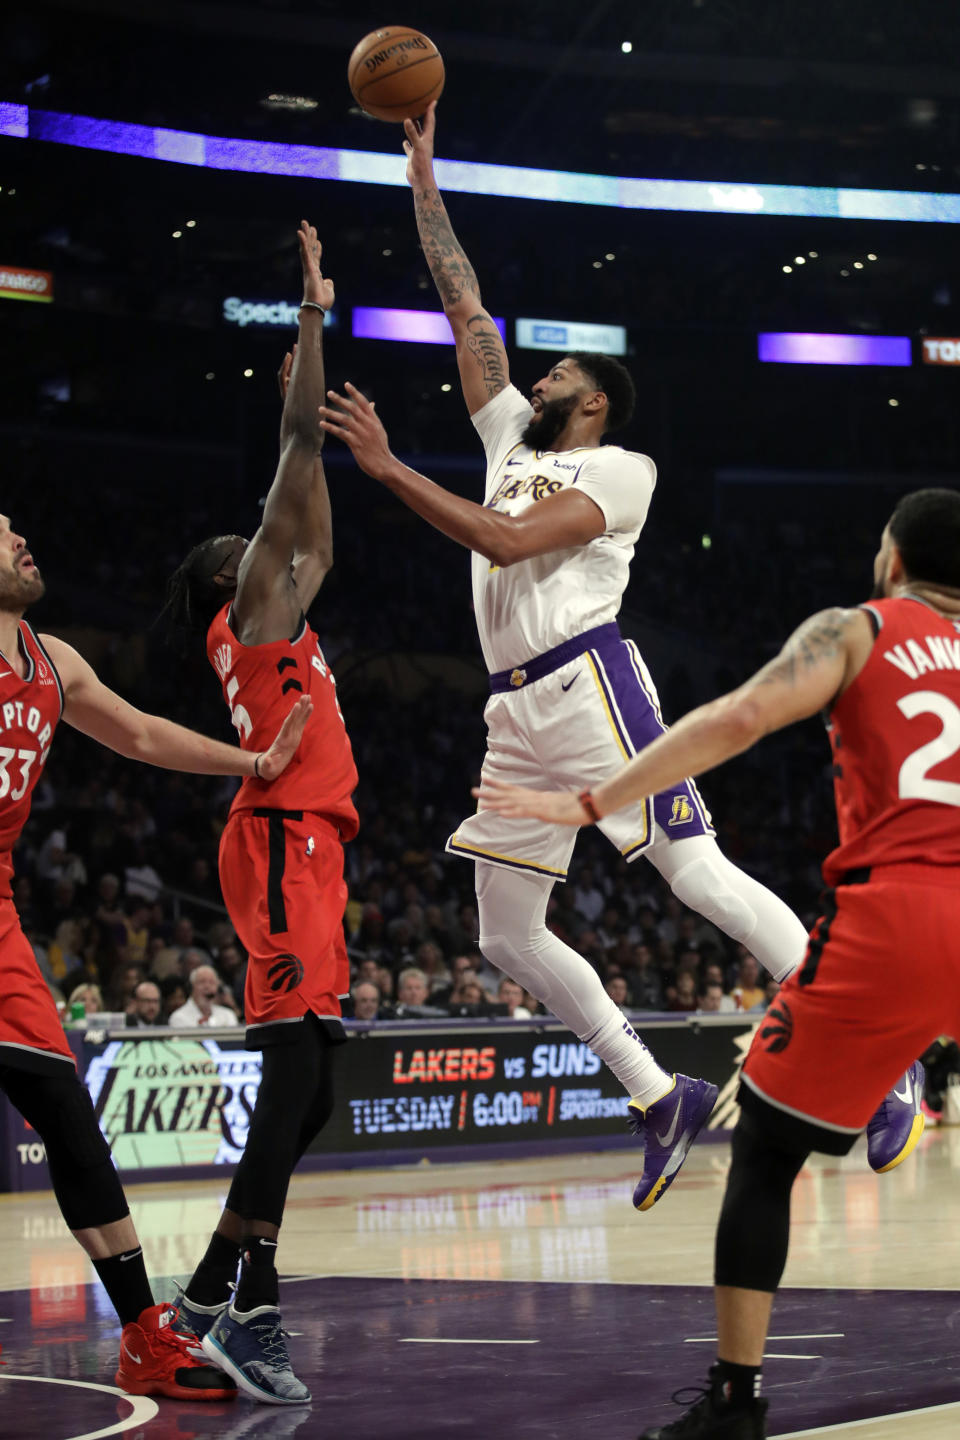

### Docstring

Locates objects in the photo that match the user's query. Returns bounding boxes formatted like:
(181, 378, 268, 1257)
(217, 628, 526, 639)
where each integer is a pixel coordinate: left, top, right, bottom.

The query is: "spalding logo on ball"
(348, 26, 445, 122)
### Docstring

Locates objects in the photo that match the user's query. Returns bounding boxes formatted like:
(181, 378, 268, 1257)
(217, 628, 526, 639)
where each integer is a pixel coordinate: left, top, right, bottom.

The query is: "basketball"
(348, 26, 444, 123)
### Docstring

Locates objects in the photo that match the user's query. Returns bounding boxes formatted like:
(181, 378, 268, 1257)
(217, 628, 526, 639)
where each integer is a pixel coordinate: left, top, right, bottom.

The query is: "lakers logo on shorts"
(760, 999, 794, 1053)
(510, 668, 527, 688)
(267, 953, 305, 993)
(668, 794, 694, 825)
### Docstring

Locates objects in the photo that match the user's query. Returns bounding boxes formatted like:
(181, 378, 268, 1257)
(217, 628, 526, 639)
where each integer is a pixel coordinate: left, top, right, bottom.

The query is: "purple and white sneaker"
(629, 1074, 719, 1211)
(866, 1061, 925, 1174)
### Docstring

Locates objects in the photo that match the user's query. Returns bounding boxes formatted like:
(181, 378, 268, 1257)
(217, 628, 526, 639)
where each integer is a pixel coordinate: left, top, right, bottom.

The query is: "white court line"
(399, 1338, 539, 1345)
(0, 1373, 158, 1439)
(685, 1334, 844, 1343)
(776, 1400, 960, 1437)
(763, 1352, 822, 1360)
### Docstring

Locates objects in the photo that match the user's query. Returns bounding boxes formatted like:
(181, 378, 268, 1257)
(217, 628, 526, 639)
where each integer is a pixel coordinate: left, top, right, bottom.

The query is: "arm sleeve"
(470, 384, 533, 468)
(573, 448, 657, 535)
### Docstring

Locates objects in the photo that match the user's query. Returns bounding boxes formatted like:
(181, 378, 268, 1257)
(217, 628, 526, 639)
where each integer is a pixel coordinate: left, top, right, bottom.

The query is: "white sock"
(475, 861, 671, 1103)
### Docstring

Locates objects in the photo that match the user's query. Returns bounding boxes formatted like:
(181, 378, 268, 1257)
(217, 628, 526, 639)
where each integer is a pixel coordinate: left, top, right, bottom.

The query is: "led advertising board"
(758, 332, 912, 366)
(515, 318, 627, 355)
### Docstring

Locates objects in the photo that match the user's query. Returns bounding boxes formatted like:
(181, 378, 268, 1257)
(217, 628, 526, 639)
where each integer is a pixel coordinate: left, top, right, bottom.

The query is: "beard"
(0, 569, 45, 613)
(869, 574, 886, 600)
(520, 393, 578, 450)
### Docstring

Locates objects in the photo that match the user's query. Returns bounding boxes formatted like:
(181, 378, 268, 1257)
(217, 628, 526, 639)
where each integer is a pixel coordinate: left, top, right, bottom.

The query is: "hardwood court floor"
(1, 1125, 959, 1438)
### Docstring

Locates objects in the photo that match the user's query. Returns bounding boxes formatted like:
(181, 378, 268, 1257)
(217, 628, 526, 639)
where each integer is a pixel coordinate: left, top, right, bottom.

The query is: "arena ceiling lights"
(4, 101, 960, 223)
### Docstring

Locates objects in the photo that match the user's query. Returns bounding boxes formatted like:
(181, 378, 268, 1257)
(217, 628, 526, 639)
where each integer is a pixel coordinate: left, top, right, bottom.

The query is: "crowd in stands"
(11, 484, 870, 1035)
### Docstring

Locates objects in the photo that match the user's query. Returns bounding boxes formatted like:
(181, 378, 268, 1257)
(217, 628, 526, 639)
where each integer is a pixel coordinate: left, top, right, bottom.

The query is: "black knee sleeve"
(714, 1114, 808, 1293)
(2, 1068, 129, 1231)
(227, 1015, 335, 1227)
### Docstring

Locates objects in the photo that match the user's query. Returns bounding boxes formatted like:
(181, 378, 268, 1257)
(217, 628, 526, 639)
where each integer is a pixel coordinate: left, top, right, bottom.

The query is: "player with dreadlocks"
(165, 222, 357, 1407)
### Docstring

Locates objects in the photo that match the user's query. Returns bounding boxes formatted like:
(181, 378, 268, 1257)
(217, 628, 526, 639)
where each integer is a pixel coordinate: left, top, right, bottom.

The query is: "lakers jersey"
(471, 384, 656, 672)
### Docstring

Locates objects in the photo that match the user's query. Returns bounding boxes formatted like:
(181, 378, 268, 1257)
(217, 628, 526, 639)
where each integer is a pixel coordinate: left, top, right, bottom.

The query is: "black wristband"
(254, 754, 263, 780)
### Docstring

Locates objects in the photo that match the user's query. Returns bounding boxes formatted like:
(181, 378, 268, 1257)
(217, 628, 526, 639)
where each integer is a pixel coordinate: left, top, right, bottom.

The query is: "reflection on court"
(1, 1126, 959, 1436)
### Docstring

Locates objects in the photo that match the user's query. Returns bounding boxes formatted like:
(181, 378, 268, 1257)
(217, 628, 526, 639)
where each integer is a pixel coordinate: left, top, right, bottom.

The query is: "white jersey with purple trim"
(471, 385, 656, 673)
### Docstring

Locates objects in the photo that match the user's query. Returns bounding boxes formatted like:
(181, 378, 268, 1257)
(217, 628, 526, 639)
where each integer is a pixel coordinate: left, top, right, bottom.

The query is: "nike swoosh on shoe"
(656, 1102, 683, 1147)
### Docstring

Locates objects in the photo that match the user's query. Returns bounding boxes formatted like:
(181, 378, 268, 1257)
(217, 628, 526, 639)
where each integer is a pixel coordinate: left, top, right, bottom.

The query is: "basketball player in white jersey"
(319, 104, 912, 1208)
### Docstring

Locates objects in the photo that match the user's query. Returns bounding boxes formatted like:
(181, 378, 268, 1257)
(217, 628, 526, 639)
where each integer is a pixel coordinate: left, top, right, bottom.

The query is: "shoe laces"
(249, 1315, 293, 1369)
(656, 1382, 713, 1435)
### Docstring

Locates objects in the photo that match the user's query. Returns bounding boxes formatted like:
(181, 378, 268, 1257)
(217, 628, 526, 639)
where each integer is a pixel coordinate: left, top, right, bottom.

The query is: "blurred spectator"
(122, 901, 152, 967)
(396, 968, 430, 1008)
(698, 981, 730, 1013)
(625, 943, 664, 1009)
(94, 873, 127, 939)
(127, 980, 162, 1027)
(123, 842, 164, 903)
(668, 972, 699, 1013)
(731, 952, 766, 1012)
(168, 965, 236, 1027)
(430, 953, 476, 1006)
(67, 982, 103, 1016)
(48, 919, 83, 984)
(702, 963, 736, 1011)
(605, 974, 631, 1010)
(351, 981, 382, 1021)
(496, 977, 531, 1018)
(572, 866, 605, 925)
(106, 962, 145, 1013)
(160, 975, 187, 1022)
(36, 825, 88, 888)
(12, 875, 37, 930)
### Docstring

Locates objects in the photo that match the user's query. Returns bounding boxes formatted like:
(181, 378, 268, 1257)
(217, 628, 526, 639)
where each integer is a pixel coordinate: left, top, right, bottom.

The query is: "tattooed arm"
(474, 607, 877, 826)
(404, 103, 509, 416)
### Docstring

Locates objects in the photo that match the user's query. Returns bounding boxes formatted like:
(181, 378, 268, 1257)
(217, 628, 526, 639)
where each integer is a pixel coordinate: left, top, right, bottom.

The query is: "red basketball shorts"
(0, 898, 75, 1073)
(741, 864, 960, 1151)
(219, 808, 349, 1044)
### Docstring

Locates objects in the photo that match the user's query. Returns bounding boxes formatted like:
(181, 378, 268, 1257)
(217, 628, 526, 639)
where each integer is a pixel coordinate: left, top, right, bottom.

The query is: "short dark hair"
(158, 536, 237, 640)
(565, 352, 636, 433)
(888, 488, 960, 589)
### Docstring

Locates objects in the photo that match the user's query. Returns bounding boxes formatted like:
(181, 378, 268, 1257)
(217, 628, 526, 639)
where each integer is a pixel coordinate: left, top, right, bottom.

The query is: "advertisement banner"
(0, 265, 53, 302)
(0, 1017, 757, 1190)
(515, 318, 627, 356)
(921, 338, 960, 365)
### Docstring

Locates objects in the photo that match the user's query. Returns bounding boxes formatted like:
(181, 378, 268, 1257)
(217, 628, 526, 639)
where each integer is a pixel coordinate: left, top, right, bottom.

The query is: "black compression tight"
(714, 1114, 809, 1293)
(225, 1014, 335, 1228)
(0, 1064, 129, 1231)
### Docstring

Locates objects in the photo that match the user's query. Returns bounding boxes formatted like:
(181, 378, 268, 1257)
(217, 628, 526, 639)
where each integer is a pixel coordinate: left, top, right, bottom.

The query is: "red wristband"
(578, 788, 601, 824)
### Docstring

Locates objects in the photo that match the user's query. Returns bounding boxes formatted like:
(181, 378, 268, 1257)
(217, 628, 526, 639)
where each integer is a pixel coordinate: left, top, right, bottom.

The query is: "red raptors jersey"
(823, 595, 960, 883)
(206, 605, 358, 837)
(0, 625, 62, 894)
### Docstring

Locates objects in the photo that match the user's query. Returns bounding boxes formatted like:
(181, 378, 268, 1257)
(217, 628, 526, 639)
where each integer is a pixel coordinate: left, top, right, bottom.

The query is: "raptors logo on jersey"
(823, 595, 960, 882)
(206, 605, 358, 837)
(0, 623, 62, 890)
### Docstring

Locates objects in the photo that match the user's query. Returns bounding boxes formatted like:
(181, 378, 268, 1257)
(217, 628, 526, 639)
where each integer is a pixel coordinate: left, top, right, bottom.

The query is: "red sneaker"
(115, 1302, 237, 1401)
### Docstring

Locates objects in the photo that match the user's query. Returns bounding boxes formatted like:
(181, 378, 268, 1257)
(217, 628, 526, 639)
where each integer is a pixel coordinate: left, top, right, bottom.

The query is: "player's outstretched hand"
(472, 779, 587, 827)
(297, 220, 335, 312)
(277, 344, 296, 402)
(256, 695, 313, 782)
(319, 383, 394, 478)
(403, 100, 437, 186)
